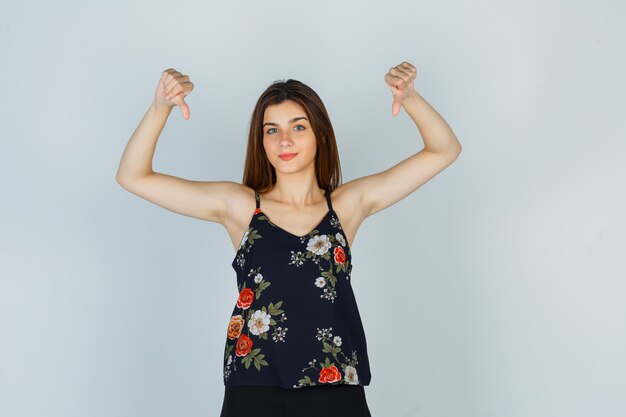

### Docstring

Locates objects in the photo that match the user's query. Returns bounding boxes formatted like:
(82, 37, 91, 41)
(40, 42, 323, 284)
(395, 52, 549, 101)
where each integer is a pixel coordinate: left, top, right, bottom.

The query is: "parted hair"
(242, 79, 342, 194)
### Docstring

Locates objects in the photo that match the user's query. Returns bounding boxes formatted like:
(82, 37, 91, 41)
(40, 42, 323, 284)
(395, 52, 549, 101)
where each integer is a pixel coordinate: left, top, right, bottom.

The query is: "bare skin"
(116, 63, 462, 254)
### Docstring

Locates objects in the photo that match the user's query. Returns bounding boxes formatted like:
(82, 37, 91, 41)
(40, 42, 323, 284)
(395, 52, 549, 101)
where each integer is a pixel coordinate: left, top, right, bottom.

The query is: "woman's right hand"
(154, 68, 194, 120)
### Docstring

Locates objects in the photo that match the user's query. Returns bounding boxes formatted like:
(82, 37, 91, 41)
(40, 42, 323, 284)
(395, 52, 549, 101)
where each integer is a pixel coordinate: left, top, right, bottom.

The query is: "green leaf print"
(322, 341, 341, 355)
(297, 375, 315, 387)
(224, 267, 290, 382)
(294, 326, 362, 388)
(242, 355, 252, 369)
(320, 356, 336, 369)
(244, 228, 262, 246)
(224, 344, 233, 360)
(253, 354, 268, 371)
(268, 301, 284, 316)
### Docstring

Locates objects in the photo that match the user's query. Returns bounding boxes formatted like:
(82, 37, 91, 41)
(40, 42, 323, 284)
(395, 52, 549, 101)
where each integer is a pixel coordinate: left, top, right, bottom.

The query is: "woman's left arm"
(348, 61, 462, 218)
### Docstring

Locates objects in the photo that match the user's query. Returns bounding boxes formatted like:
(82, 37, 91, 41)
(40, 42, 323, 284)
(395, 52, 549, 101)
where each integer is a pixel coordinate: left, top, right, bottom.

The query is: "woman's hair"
(242, 79, 342, 194)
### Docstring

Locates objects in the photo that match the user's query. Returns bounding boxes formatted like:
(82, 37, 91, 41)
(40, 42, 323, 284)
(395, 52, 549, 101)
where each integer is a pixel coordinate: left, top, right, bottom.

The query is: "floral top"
(222, 187, 371, 389)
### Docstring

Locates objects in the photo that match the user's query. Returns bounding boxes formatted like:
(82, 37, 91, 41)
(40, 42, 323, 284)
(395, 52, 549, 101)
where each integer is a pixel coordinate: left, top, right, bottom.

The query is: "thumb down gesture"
(384, 62, 417, 117)
(155, 68, 194, 120)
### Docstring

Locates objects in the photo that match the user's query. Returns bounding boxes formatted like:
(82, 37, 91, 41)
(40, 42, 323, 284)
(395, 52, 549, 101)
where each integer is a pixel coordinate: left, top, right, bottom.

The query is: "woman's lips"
(279, 153, 297, 160)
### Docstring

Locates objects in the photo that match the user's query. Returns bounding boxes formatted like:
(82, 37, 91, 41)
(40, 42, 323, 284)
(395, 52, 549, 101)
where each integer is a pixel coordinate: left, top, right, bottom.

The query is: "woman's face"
(262, 99, 317, 174)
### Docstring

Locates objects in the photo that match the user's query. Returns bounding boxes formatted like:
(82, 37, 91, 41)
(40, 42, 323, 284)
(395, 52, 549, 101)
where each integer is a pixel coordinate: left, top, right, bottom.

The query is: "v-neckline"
(257, 208, 333, 239)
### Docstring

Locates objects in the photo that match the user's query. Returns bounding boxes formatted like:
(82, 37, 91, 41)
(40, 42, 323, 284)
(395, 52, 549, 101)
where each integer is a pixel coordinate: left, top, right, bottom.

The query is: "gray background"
(1, 1, 625, 416)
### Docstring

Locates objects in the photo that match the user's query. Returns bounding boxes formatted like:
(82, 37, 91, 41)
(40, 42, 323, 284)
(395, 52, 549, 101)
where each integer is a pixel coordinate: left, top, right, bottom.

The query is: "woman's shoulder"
(330, 181, 365, 216)
(225, 182, 257, 219)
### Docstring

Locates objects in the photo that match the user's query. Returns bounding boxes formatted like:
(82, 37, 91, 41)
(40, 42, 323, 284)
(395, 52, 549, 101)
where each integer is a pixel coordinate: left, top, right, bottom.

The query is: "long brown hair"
(242, 79, 342, 194)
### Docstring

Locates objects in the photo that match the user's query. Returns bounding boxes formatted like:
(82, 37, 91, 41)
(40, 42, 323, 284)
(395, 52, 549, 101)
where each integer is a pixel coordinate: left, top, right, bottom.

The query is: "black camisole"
(222, 187, 371, 389)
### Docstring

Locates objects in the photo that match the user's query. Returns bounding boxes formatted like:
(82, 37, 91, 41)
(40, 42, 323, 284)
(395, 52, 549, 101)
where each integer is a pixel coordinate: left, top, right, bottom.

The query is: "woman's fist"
(384, 62, 417, 117)
(155, 68, 194, 120)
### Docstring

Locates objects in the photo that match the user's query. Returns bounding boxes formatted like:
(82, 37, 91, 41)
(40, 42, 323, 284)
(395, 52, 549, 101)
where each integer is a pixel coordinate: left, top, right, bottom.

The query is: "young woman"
(116, 61, 461, 417)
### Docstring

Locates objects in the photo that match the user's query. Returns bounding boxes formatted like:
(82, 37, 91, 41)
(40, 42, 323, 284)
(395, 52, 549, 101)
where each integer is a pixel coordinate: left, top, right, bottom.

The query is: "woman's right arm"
(115, 68, 236, 224)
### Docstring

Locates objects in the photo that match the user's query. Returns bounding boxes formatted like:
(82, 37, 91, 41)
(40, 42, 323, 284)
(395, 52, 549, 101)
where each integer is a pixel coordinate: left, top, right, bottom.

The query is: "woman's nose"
(280, 131, 294, 145)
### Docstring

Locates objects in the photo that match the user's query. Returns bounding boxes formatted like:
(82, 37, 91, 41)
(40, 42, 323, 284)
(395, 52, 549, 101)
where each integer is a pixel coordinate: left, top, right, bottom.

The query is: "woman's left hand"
(384, 61, 418, 117)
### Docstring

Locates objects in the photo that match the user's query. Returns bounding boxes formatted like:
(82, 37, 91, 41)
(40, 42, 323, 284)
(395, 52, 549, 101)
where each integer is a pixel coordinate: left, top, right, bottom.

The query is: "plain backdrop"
(1, 1, 625, 416)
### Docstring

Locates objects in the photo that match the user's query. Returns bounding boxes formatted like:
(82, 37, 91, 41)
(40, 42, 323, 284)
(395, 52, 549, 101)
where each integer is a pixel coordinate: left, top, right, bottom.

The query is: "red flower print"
(237, 288, 255, 310)
(318, 365, 341, 383)
(227, 315, 245, 340)
(333, 246, 346, 266)
(235, 334, 253, 357)
(254, 208, 262, 215)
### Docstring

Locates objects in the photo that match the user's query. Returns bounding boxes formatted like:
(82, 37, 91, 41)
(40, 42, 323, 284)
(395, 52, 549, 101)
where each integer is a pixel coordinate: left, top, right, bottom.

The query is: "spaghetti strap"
(324, 187, 333, 211)
(255, 190, 260, 209)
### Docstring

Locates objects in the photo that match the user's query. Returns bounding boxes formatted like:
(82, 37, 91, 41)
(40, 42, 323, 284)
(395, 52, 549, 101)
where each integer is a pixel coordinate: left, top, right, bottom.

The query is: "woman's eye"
(266, 125, 305, 134)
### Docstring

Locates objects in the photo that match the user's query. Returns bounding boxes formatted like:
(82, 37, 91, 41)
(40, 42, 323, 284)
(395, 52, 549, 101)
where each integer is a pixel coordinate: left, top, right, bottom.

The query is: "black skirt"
(219, 384, 373, 417)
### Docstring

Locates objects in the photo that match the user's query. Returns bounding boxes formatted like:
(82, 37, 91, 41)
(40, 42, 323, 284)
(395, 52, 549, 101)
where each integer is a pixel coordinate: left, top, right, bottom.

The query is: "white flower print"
(235, 227, 261, 270)
(289, 250, 306, 267)
(335, 232, 346, 247)
(248, 310, 271, 335)
(321, 286, 337, 302)
(306, 234, 332, 256)
(239, 229, 250, 250)
(316, 327, 333, 341)
(272, 326, 288, 342)
(344, 365, 359, 384)
(296, 330, 361, 388)
(224, 266, 288, 379)
(315, 277, 326, 288)
(329, 214, 343, 230)
(235, 253, 246, 269)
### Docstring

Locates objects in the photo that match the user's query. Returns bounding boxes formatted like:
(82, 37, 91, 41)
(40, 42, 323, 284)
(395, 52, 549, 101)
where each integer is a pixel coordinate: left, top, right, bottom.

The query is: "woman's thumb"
(392, 99, 401, 117)
(180, 99, 190, 120)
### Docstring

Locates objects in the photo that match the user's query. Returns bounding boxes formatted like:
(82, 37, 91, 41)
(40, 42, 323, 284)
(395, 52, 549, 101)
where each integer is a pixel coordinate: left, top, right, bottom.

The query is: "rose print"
(235, 334, 253, 357)
(227, 315, 245, 340)
(333, 246, 346, 266)
(223, 266, 288, 381)
(319, 365, 341, 383)
(226, 196, 365, 387)
(294, 327, 361, 388)
(254, 202, 352, 294)
(287, 222, 352, 303)
(236, 288, 255, 310)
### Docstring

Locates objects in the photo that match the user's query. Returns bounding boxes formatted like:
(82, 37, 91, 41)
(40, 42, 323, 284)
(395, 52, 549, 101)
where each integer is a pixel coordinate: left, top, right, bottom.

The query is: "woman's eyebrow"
(262, 116, 308, 127)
